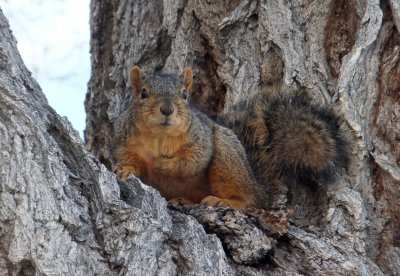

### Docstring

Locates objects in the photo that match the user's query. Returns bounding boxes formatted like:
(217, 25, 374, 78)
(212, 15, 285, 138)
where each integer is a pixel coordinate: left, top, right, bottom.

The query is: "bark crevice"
(1, 0, 400, 274)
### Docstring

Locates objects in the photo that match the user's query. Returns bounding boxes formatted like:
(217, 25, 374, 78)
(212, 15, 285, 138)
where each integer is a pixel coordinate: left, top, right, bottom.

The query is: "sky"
(1, 0, 90, 138)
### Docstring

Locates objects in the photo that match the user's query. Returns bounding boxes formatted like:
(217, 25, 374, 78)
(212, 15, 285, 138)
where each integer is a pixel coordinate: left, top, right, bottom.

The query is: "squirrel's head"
(129, 66, 193, 135)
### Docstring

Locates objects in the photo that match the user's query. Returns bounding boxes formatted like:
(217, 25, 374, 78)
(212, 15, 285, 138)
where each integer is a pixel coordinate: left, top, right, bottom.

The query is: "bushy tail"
(220, 92, 349, 186)
(263, 93, 348, 183)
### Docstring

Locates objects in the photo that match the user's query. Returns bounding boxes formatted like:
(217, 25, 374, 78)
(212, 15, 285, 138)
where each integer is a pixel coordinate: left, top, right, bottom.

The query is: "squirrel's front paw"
(167, 197, 192, 206)
(201, 196, 247, 209)
(114, 164, 139, 182)
(154, 157, 175, 173)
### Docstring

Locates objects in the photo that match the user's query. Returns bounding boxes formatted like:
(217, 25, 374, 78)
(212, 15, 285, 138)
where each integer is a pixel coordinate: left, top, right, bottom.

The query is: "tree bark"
(84, 0, 400, 274)
(0, 8, 236, 276)
(1, 0, 400, 274)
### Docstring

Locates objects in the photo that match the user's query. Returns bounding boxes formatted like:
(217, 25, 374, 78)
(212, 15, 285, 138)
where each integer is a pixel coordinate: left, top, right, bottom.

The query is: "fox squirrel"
(218, 90, 349, 209)
(113, 66, 258, 209)
(114, 66, 348, 210)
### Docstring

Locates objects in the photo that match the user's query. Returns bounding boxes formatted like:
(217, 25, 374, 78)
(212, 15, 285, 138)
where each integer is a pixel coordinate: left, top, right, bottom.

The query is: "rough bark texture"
(0, 7, 271, 275)
(84, 0, 400, 275)
(1, 0, 400, 275)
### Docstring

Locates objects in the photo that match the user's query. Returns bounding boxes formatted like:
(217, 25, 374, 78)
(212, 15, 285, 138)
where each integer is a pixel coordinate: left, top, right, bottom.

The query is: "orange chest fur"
(129, 132, 184, 157)
(123, 132, 210, 202)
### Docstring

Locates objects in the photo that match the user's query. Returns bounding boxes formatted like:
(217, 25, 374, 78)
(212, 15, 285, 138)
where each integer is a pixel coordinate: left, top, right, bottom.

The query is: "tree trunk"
(1, 0, 400, 274)
(85, 0, 400, 274)
(0, 8, 234, 276)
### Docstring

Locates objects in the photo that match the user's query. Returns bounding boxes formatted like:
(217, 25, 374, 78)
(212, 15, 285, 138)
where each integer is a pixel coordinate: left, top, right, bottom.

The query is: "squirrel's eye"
(181, 89, 187, 100)
(141, 88, 148, 99)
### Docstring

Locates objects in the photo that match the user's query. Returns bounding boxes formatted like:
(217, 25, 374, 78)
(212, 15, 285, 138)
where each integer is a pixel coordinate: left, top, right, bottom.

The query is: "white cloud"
(1, 0, 90, 137)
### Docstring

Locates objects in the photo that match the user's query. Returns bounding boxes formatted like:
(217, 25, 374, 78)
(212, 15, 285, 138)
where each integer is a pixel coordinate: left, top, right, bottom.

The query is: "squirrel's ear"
(181, 67, 193, 93)
(130, 66, 144, 95)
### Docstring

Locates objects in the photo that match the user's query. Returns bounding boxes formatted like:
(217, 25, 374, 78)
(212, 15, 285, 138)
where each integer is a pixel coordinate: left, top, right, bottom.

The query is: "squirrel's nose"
(160, 103, 174, 116)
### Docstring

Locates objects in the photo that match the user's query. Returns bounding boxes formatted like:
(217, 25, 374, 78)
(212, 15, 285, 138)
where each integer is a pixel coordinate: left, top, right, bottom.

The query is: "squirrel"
(218, 90, 349, 209)
(113, 66, 349, 210)
(113, 66, 258, 209)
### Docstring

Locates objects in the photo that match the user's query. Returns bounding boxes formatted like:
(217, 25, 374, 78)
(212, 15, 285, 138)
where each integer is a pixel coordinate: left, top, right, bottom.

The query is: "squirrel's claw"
(167, 197, 192, 206)
(114, 163, 139, 182)
(201, 196, 247, 209)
